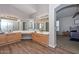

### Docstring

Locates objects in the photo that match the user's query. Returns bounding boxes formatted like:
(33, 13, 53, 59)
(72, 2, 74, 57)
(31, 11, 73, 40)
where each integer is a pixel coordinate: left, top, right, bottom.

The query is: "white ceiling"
(56, 5, 79, 19)
(0, 4, 49, 20)
(12, 4, 37, 15)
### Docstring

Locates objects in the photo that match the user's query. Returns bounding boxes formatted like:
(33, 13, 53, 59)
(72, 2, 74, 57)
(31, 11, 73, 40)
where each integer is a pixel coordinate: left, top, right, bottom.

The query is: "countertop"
(13, 31, 49, 35)
(13, 31, 34, 34)
(0, 31, 49, 35)
(36, 31, 49, 35)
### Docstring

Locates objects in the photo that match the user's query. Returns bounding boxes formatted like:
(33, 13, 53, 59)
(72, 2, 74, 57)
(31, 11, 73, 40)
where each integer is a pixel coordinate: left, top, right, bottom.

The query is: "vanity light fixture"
(16, 20, 21, 22)
(0, 15, 18, 20)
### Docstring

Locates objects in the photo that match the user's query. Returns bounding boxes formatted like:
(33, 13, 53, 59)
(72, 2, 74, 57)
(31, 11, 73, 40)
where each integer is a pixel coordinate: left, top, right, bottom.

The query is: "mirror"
(0, 17, 49, 32)
(34, 17, 49, 32)
(22, 20, 34, 31)
(0, 18, 35, 32)
(0, 19, 19, 32)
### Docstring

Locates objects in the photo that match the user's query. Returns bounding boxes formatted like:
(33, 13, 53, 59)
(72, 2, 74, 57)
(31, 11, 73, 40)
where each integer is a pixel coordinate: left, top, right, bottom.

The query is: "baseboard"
(49, 44, 57, 48)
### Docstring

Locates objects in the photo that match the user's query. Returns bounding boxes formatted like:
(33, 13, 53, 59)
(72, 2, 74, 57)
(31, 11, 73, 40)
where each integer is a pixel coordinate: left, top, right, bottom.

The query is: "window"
(56, 20, 59, 31)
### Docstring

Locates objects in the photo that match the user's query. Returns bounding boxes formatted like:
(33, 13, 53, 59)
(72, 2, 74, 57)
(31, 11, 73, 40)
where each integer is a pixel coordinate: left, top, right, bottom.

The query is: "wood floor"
(0, 40, 73, 54)
(57, 36, 79, 53)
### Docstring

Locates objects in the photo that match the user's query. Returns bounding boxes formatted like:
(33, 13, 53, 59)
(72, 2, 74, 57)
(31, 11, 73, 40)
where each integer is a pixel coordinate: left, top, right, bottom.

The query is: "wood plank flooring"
(57, 36, 79, 53)
(0, 40, 74, 54)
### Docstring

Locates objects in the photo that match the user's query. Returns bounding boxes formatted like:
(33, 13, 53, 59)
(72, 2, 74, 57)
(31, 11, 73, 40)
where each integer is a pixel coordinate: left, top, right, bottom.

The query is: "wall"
(49, 4, 60, 48)
(58, 16, 74, 35)
(58, 16, 78, 35)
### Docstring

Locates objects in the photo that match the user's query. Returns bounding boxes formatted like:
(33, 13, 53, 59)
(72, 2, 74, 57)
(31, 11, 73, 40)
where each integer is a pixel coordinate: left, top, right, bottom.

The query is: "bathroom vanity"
(0, 14, 49, 47)
(32, 32, 49, 46)
(0, 32, 21, 46)
(13, 31, 34, 39)
(32, 15, 49, 46)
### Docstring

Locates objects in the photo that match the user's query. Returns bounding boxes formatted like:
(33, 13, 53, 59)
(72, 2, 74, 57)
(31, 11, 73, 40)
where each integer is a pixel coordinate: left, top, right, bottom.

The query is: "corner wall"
(49, 4, 60, 48)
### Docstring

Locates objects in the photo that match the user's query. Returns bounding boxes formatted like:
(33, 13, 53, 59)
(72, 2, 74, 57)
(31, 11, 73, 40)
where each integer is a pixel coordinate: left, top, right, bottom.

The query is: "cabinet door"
(0, 35, 6, 44)
(15, 33, 22, 40)
(32, 33, 48, 45)
(32, 33, 39, 42)
(7, 33, 21, 42)
(41, 35, 48, 45)
(32, 33, 35, 40)
(6, 34, 14, 42)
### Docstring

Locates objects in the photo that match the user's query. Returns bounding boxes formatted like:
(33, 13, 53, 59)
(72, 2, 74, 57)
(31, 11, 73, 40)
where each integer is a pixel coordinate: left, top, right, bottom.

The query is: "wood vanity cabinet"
(6, 33, 21, 42)
(32, 33, 48, 46)
(0, 35, 6, 44)
(0, 33, 21, 46)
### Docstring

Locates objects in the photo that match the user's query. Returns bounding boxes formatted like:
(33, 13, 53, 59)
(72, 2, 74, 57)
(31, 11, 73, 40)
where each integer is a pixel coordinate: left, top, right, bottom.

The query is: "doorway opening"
(56, 4, 79, 53)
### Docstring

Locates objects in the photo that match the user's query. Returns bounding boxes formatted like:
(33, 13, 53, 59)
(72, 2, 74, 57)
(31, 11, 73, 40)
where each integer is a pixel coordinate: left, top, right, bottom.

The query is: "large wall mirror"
(34, 17, 49, 32)
(22, 20, 34, 31)
(0, 17, 48, 32)
(0, 19, 19, 32)
(0, 19, 35, 32)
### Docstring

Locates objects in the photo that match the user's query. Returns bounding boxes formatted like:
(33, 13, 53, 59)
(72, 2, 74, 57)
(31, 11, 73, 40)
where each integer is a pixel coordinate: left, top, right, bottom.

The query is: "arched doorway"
(56, 4, 79, 53)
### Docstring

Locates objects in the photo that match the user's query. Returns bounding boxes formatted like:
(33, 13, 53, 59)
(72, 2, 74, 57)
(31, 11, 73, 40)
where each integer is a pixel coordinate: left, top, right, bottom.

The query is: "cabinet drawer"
(32, 33, 48, 45)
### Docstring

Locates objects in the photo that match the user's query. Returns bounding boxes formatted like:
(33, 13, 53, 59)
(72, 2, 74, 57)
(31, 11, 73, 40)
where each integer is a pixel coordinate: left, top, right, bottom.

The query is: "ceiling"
(0, 4, 48, 20)
(56, 4, 79, 19)
(12, 4, 37, 15)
